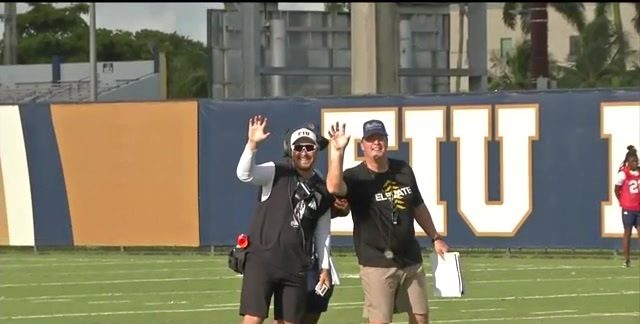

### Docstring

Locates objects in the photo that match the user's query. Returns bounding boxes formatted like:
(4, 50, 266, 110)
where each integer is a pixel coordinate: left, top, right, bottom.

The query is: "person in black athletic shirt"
(326, 119, 450, 324)
(236, 115, 335, 324)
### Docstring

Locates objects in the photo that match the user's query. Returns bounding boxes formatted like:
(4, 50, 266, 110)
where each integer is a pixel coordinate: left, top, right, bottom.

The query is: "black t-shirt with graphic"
(344, 158, 425, 268)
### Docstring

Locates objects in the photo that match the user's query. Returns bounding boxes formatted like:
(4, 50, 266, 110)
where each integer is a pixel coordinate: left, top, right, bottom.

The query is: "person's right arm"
(236, 143, 275, 186)
(326, 122, 351, 197)
(235, 115, 274, 187)
(614, 170, 626, 202)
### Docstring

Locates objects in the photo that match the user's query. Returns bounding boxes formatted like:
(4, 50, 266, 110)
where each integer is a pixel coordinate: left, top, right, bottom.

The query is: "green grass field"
(0, 250, 638, 324)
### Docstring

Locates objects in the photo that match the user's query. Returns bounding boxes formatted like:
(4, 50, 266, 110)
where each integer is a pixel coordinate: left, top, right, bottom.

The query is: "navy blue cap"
(362, 119, 388, 138)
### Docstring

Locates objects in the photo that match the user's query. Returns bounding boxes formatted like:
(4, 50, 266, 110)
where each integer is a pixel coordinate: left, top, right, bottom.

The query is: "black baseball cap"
(362, 119, 388, 138)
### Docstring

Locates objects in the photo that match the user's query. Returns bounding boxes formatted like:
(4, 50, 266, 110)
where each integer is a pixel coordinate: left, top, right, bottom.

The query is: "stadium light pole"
(89, 2, 97, 101)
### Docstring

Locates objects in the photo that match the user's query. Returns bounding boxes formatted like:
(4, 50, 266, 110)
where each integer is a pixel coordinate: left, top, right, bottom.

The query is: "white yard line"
(143, 301, 188, 306)
(87, 300, 131, 305)
(429, 312, 640, 323)
(430, 291, 639, 303)
(529, 310, 577, 315)
(0, 275, 242, 288)
(0, 261, 621, 270)
(0, 290, 241, 301)
(28, 299, 70, 303)
(13, 291, 633, 307)
(0, 307, 227, 320)
(467, 265, 623, 272)
(1, 264, 629, 278)
(45, 267, 228, 276)
(461, 308, 505, 312)
(472, 276, 638, 284)
(0, 257, 226, 261)
(202, 303, 242, 307)
(0, 306, 637, 321)
(0, 259, 217, 268)
(3, 274, 636, 289)
(341, 273, 431, 279)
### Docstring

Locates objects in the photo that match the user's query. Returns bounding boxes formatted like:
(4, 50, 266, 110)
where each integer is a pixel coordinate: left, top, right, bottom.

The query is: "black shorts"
(622, 209, 640, 229)
(305, 263, 335, 314)
(239, 252, 307, 322)
(306, 284, 334, 314)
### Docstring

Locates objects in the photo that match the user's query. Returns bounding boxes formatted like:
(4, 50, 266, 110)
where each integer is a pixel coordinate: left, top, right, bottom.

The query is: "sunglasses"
(292, 144, 317, 152)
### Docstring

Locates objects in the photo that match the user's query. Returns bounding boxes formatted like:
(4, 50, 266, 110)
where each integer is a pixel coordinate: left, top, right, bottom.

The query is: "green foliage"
(500, 2, 639, 90)
(15, 3, 90, 63)
(488, 39, 532, 90)
(556, 13, 638, 89)
(3, 3, 208, 98)
(502, 3, 585, 34)
(488, 39, 558, 90)
(325, 3, 349, 13)
(549, 3, 586, 32)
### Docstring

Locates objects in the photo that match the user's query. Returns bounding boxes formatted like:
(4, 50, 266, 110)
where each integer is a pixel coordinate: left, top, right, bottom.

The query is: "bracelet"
(431, 234, 443, 244)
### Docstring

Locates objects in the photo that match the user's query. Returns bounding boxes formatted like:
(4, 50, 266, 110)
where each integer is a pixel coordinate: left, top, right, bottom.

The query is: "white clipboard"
(430, 252, 464, 298)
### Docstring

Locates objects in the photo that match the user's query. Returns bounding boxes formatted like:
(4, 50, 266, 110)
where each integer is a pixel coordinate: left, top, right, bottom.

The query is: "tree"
(325, 3, 349, 13)
(488, 39, 559, 91)
(15, 3, 90, 63)
(455, 3, 467, 92)
(556, 15, 637, 88)
(502, 3, 585, 82)
(3, 3, 208, 98)
(126, 29, 209, 98)
(488, 39, 532, 90)
(161, 39, 209, 99)
(594, 3, 640, 70)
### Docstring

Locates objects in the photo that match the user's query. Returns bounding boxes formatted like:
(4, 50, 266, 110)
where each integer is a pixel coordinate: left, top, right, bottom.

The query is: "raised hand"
(247, 115, 271, 149)
(328, 122, 351, 151)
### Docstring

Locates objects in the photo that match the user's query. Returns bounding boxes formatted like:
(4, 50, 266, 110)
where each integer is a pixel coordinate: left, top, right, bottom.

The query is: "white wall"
(0, 61, 154, 87)
(0, 64, 52, 86)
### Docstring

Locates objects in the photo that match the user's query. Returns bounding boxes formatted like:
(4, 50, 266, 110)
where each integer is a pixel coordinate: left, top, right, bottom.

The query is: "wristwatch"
(431, 234, 443, 244)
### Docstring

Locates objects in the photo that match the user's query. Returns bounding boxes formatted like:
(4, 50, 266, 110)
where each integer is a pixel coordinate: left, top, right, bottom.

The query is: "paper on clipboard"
(430, 252, 464, 298)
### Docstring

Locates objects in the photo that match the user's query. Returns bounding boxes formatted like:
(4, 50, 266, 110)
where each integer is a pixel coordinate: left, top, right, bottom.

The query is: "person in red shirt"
(614, 145, 640, 268)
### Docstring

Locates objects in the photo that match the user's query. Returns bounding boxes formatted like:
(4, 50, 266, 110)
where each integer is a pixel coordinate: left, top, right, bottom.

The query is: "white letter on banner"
(0, 105, 35, 246)
(321, 108, 398, 235)
(601, 102, 640, 237)
(403, 107, 447, 235)
(451, 105, 538, 236)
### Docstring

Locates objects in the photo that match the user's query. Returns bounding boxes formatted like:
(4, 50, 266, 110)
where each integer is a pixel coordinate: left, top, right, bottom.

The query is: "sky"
(0, 3, 326, 44)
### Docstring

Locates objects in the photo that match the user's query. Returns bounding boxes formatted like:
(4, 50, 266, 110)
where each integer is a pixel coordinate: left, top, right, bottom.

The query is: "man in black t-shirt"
(326, 119, 450, 324)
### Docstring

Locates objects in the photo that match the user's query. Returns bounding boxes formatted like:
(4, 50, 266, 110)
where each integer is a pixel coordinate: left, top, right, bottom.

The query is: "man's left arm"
(414, 203, 449, 257)
(407, 163, 449, 257)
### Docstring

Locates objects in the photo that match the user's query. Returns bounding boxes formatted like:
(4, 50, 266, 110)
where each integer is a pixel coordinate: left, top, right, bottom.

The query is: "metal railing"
(0, 72, 157, 103)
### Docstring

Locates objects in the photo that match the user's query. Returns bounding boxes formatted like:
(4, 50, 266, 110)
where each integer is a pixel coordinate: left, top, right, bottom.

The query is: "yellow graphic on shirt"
(374, 180, 412, 212)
